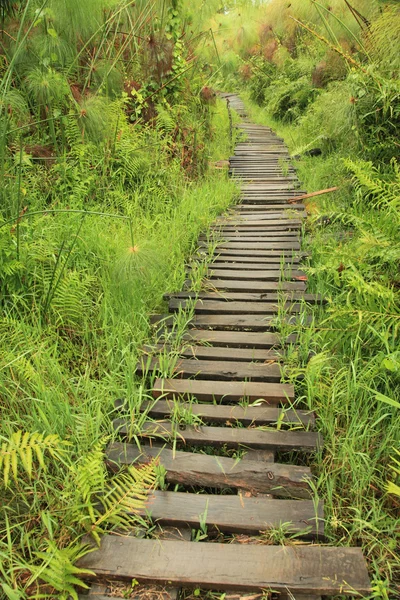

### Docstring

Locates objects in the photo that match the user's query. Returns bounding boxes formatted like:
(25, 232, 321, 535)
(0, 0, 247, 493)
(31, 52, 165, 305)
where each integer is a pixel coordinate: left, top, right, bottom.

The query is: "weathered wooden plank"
(139, 399, 315, 427)
(78, 537, 371, 595)
(114, 420, 322, 452)
(182, 329, 296, 348)
(206, 280, 306, 292)
(151, 313, 307, 331)
(140, 491, 323, 536)
(207, 269, 305, 281)
(142, 343, 281, 362)
(152, 378, 294, 404)
(165, 291, 322, 303)
(169, 299, 302, 314)
(137, 357, 282, 381)
(185, 314, 294, 331)
(207, 262, 302, 271)
(106, 443, 311, 498)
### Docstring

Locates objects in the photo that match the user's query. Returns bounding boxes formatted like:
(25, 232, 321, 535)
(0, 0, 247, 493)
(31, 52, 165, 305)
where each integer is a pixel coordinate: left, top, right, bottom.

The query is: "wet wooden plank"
(182, 329, 296, 348)
(152, 378, 294, 404)
(140, 491, 323, 536)
(114, 420, 322, 452)
(106, 443, 312, 498)
(137, 357, 282, 382)
(138, 399, 315, 427)
(78, 537, 371, 595)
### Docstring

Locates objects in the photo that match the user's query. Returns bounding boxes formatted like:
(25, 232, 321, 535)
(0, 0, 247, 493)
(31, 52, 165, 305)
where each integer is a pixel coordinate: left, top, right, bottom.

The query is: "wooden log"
(152, 378, 294, 404)
(78, 536, 371, 595)
(106, 443, 312, 498)
(164, 291, 322, 303)
(114, 420, 322, 452)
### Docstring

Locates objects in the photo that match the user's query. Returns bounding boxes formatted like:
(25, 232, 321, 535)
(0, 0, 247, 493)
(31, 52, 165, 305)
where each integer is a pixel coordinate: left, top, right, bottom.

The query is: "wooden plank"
(206, 280, 306, 292)
(207, 262, 302, 271)
(151, 313, 308, 331)
(202, 233, 300, 241)
(165, 291, 322, 303)
(106, 443, 312, 498)
(210, 242, 300, 251)
(182, 329, 297, 348)
(78, 536, 371, 595)
(169, 299, 302, 314)
(140, 490, 323, 536)
(137, 358, 282, 382)
(139, 399, 315, 427)
(207, 269, 305, 281)
(114, 420, 322, 452)
(142, 343, 281, 362)
(152, 378, 294, 404)
(202, 249, 306, 258)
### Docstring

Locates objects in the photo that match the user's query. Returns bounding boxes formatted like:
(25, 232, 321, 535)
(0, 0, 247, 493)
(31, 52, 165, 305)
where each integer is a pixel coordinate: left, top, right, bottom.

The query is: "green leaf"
(47, 28, 58, 39)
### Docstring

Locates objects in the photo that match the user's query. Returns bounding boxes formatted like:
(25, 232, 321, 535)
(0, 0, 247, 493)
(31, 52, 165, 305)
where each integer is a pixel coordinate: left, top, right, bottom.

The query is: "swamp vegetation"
(0, 0, 399, 598)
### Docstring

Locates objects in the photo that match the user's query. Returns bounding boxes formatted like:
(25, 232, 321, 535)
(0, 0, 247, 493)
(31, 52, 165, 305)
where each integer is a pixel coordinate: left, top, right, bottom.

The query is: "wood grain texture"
(78, 536, 371, 595)
(114, 420, 322, 452)
(106, 443, 312, 498)
(152, 378, 294, 404)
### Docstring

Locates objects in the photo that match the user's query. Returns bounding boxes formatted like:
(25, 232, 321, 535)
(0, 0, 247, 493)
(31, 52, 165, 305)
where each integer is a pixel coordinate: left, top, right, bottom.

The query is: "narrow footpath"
(78, 96, 370, 599)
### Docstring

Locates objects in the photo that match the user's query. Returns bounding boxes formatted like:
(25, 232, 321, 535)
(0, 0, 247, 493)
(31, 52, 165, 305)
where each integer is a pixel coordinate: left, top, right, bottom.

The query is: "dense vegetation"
(0, 1, 237, 597)
(0, 0, 399, 598)
(203, 0, 400, 596)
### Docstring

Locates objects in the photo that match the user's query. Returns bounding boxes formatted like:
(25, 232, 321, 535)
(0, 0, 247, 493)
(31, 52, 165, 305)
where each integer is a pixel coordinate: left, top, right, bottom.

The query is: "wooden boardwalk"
(78, 95, 370, 599)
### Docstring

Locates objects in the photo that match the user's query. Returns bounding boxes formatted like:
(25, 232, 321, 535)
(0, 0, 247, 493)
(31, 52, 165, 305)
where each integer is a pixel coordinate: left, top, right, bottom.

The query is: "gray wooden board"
(137, 357, 282, 381)
(168, 299, 302, 314)
(199, 249, 306, 258)
(139, 399, 315, 427)
(198, 256, 301, 264)
(202, 233, 300, 240)
(206, 280, 306, 292)
(142, 343, 281, 362)
(207, 269, 305, 281)
(164, 292, 322, 303)
(209, 242, 301, 250)
(106, 443, 311, 498)
(151, 313, 307, 331)
(181, 329, 297, 348)
(78, 536, 370, 595)
(184, 314, 302, 331)
(206, 263, 303, 272)
(114, 420, 322, 452)
(152, 378, 294, 403)
(139, 490, 323, 536)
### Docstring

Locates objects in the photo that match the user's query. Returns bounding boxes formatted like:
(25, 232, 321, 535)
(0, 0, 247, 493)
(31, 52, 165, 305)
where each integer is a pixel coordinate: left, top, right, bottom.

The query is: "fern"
(0, 431, 69, 487)
(70, 442, 156, 544)
(31, 541, 93, 600)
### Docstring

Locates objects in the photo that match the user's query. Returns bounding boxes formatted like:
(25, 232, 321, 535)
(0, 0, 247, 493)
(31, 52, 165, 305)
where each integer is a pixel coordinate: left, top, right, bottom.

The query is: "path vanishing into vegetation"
(76, 96, 371, 599)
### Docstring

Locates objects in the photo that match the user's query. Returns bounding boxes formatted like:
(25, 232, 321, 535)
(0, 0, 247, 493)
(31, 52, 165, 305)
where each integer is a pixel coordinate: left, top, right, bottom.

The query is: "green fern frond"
(0, 431, 69, 487)
(32, 541, 93, 600)
(97, 463, 157, 531)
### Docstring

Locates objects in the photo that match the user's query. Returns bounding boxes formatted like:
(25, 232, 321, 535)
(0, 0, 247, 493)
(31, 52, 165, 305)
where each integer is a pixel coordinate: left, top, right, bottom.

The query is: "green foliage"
(0, 431, 68, 486)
